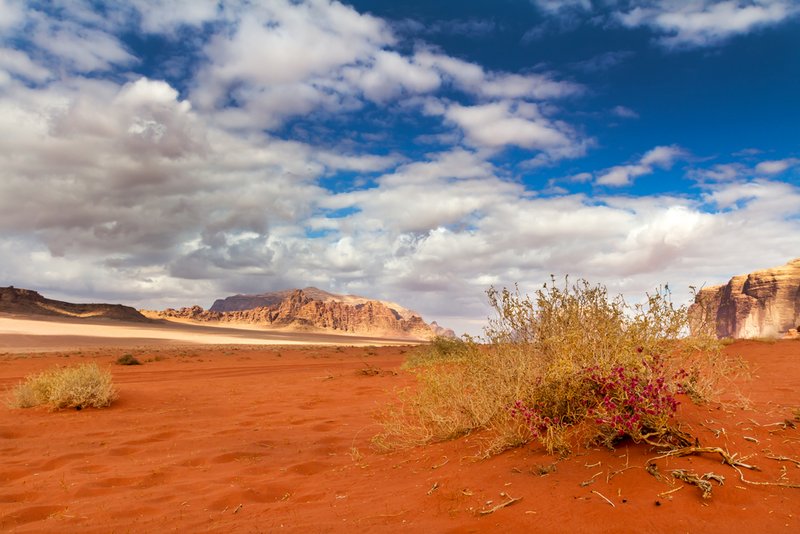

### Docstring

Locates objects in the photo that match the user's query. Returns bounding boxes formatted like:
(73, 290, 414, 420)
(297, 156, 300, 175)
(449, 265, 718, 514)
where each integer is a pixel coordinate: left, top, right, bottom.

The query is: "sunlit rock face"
(150, 288, 454, 340)
(689, 258, 800, 339)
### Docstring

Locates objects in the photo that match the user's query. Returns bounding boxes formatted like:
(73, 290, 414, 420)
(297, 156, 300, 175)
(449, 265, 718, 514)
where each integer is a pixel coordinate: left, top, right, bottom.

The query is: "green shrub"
(116, 354, 142, 365)
(8, 363, 118, 410)
(376, 277, 728, 456)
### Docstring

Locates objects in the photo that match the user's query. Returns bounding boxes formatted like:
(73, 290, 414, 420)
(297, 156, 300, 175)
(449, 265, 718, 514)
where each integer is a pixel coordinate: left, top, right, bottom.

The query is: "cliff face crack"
(689, 258, 800, 339)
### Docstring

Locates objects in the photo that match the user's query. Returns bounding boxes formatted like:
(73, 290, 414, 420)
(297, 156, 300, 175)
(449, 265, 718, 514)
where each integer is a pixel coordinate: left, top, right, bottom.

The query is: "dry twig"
(766, 454, 800, 467)
(591, 490, 615, 507)
(649, 446, 760, 471)
(477, 494, 522, 515)
(431, 457, 449, 469)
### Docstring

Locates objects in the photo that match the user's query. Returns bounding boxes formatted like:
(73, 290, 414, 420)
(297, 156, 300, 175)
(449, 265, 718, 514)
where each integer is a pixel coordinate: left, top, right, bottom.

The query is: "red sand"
(1, 337, 799, 533)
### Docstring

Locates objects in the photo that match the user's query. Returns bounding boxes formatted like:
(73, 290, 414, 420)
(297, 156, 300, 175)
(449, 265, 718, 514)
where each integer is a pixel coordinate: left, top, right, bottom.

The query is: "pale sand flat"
(0, 315, 420, 352)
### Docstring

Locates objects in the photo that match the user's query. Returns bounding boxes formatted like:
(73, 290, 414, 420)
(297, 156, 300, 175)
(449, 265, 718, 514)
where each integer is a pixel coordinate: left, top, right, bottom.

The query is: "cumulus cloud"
(440, 101, 583, 157)
(531, 1, 800, 49)
(690, 156, 799, 183)
(754, 158, 799, 175)
(0, 48, 51, 83)
(1, 0, 798, 337)
(612, 105, 639, 119)
(416, 50, 583, 101)
(26, 10, 136, 72)
(596, 145, 686, 186)
(531, 0, 593, 15)
(0, 0, 23, 31)
(128, 0, 222, 33)
(617, 0, 800, 48)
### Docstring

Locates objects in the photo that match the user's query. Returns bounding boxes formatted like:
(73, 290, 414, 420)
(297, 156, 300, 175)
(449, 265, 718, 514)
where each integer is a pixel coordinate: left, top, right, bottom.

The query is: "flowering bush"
(376, 277, 723, 456)
(511, 354, 690, 449)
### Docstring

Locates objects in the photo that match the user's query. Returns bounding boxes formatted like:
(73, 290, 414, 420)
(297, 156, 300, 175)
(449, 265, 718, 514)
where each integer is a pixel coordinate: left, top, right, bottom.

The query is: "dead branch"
(671, 470, 724, 499)
(658, 486, 684, 498)
(477, 494, 522, 515)
(646, 462, 665, 482)
(766, 454, 800, 467)
(591, 490, 615, 507)
(649, 446, 760, 471)
(431, 457, 449, 469)
(732, 465, 800, 489)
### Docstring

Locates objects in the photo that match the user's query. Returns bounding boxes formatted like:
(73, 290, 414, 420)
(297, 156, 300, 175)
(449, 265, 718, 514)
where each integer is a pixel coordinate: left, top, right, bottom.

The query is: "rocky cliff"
(688, 258, 800, 339)
(151, 289, 453, 340)
(0, 286, 150, 322)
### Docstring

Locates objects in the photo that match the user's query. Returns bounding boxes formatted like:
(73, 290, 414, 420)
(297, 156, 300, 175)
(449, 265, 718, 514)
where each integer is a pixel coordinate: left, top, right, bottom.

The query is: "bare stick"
(766, 454, 800, 467)
(591, 490, 615, 507)
(431, 457, 449, 469)
(658, 486, 684, 498)
(477, 495, 522, 515)
(732, 465, 800, 489)
(649, 446, 759, 471)
(233, 504, 243, 514)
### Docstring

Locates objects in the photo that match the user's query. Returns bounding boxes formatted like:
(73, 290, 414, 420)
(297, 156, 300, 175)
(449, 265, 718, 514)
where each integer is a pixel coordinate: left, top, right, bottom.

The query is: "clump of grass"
(8, 363, 118, 410)
(402, 336, 474, 368)
(116, 354, 142, 366)
(376, 277, 730, 456)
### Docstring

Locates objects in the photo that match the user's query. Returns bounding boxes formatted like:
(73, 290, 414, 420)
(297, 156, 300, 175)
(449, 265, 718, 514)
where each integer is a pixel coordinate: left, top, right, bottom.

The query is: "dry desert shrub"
(116, 353, 142, 365)
(8, 362, 118, 410)
(376, 277, 731, 456)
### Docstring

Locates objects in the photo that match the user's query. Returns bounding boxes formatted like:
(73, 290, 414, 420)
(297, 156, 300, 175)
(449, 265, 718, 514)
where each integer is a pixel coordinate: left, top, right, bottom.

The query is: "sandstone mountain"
(151, 288, 454, 340)
(0, 286, 150, 322)
(688, 258, 800, 339)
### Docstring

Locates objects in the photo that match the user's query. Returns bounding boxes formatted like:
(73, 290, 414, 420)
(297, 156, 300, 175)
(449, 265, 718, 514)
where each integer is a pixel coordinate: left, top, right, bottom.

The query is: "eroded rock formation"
(150, 288, 453, 340)
(688, 258, 800, 339)
(0, 286, 150, 322)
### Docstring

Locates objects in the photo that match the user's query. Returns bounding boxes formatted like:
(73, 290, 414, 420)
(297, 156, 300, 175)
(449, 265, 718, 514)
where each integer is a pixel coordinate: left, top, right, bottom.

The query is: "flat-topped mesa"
(0, 286, 150, 322)
(688, 258, 800, 339)
(154, 288, 454, 340)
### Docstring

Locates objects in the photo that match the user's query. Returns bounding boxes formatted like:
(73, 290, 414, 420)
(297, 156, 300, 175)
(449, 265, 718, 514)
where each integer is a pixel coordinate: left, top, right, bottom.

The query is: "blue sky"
(0, 0, 798, 334)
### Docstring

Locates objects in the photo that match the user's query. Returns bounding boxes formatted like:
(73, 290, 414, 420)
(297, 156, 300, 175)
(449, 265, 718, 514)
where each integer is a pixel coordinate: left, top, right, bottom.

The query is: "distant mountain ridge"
(0, 286, 149, 323)
(154, 288, 454, 340)
(210, 287, 418, 319)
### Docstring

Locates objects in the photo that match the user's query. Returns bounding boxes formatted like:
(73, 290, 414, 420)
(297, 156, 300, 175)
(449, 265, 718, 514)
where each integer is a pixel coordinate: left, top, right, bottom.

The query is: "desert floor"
(0, 326, 799, 533)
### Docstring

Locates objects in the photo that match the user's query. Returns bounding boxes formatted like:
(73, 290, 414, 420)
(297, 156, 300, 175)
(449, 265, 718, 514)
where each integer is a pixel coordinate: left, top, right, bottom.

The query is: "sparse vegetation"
(376, 277, 731, 456)
(8, 362, 118, 410)
(116, 354, 142, 365)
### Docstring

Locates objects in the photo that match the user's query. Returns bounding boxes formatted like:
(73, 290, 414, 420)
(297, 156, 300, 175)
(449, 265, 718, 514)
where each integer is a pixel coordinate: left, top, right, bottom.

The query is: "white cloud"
(0, 48, 51, 83)
(27, 11, 136, 72)
(2, 0, 798, 338)
(596, 145, 685, 186)
(532, 0, 593, 14)
(416, 50, 583, 100)
(617, 0, 800, 48)
(611, 105, 639, 119)
(0, 0, 23, 31)
(754, 157, 799, 175)
(443, 101, 578, 154)
(129, 0, 222, 33)
(344, 50, 441, 103)
(191, 0, 391, 121)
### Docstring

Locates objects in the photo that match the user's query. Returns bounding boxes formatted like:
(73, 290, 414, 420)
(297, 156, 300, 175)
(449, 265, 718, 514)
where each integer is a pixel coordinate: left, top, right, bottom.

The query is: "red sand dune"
(1, 333, 799, 532)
